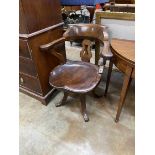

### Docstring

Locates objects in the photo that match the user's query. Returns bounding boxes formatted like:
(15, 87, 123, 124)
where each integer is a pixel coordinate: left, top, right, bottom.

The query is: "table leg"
(115, 66, 132, 122)
(55, 91, 68, 107)
(80, 95, 89, 122)
(104, 59, 113, 96)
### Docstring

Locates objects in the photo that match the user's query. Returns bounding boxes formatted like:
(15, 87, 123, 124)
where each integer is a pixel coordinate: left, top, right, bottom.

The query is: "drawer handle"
(20, 77, 24, 83)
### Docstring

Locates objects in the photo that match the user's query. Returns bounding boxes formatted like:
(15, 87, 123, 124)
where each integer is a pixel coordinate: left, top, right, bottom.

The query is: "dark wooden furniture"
(105, 39, 135, 122)
(40, 24, 110, 122)
(19, 0, 66, 105)
(103, 0, 135, 12)
(103, 3, 135, 12)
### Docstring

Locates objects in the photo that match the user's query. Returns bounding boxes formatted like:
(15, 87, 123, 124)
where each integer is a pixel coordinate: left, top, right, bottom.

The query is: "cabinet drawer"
(19, 73, 42, 94)
(19, 57, 37, 77)
(19, 39, 31, 58)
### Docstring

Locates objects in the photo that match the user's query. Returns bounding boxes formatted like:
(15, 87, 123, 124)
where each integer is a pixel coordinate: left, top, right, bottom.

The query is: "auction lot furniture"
(103, 3, 135, 12)
(40, 24, 110, 122)
(96, 11, 135, 122)
(19, 0, 66, 105)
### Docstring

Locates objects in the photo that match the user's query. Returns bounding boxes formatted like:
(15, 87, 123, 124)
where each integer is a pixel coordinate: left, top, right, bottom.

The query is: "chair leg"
(104, 60, 113, 96)
(115, 67, 132, 122)
(95, 41, 100, 65)
(80, 95, 89, 122)
(55, 91, 68, 107)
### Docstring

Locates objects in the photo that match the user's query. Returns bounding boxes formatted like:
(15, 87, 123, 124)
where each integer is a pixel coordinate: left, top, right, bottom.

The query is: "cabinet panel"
(19, 39, 31, 58)
(20, 0, 62, 33)
(19, 57, 37, 77)
(19, 73, 42, 94)
(19, 0, 28, 34)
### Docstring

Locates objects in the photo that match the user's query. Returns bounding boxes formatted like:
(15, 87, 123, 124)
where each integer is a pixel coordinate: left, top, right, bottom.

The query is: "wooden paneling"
(19, 0, 28, 34)
(19, 57, 37, 77)
(19, 73, 42, 94)
(20, 0, 62, 34)
(19, 39, 31, 58)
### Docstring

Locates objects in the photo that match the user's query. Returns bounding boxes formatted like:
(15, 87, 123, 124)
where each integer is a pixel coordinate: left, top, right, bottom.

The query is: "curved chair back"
(40, 24, 111, 64)
(63, 24, 107, 45)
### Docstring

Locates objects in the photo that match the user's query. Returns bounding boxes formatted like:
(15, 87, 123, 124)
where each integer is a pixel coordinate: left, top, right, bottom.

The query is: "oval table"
(105, 38, 135, 122)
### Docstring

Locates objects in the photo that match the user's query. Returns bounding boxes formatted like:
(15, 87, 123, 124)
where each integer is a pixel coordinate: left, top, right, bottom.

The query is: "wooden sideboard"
(19, 0, 66, 105)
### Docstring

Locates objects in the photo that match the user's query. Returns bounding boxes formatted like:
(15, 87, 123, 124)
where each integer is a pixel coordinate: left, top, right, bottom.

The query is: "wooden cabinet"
(19, 0, 66, 105)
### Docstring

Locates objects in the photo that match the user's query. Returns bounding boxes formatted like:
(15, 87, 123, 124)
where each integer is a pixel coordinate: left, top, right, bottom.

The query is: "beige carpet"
(19, 42, 135, 155)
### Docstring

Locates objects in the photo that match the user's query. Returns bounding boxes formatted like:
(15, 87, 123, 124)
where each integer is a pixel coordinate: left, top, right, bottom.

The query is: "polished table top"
(111, 38, 135, 65)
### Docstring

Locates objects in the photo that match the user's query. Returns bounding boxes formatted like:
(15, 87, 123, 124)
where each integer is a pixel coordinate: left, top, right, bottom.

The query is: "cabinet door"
(19, 57, 37, 77)
(19, 73, 42, 95)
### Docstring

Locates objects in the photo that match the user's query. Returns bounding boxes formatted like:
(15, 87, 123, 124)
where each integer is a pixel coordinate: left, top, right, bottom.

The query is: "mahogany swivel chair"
(40, 24, 111, 122)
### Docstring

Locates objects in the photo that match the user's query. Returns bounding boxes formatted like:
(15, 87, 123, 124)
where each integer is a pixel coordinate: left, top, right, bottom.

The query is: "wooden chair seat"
(49, 61, 101, 93)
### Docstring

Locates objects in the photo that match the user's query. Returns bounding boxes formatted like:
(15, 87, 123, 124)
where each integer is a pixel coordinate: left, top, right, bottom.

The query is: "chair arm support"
(40, 37, 66, 51)
(98, 57, 104, 74)
(97, 30, 113, 74)
(98, 41, 113, 74)
(99, 30, 113, 59)
(101, 40, 113, 59)
(103, 31, 109, 41)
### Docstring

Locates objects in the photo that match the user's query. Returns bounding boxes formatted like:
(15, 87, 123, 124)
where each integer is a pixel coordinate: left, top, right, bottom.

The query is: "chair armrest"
(40, 37, 66, 51)
(103, 30, 109, 41)
(97, 31, 113, 74)
(101, 40, 113, 58)
(101, 31, 113, 59)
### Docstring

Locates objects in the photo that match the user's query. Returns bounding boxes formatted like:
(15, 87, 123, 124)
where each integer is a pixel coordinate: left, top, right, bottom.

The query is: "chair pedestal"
(50, 61, 101, 122)
(55, 92, 89, 122)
